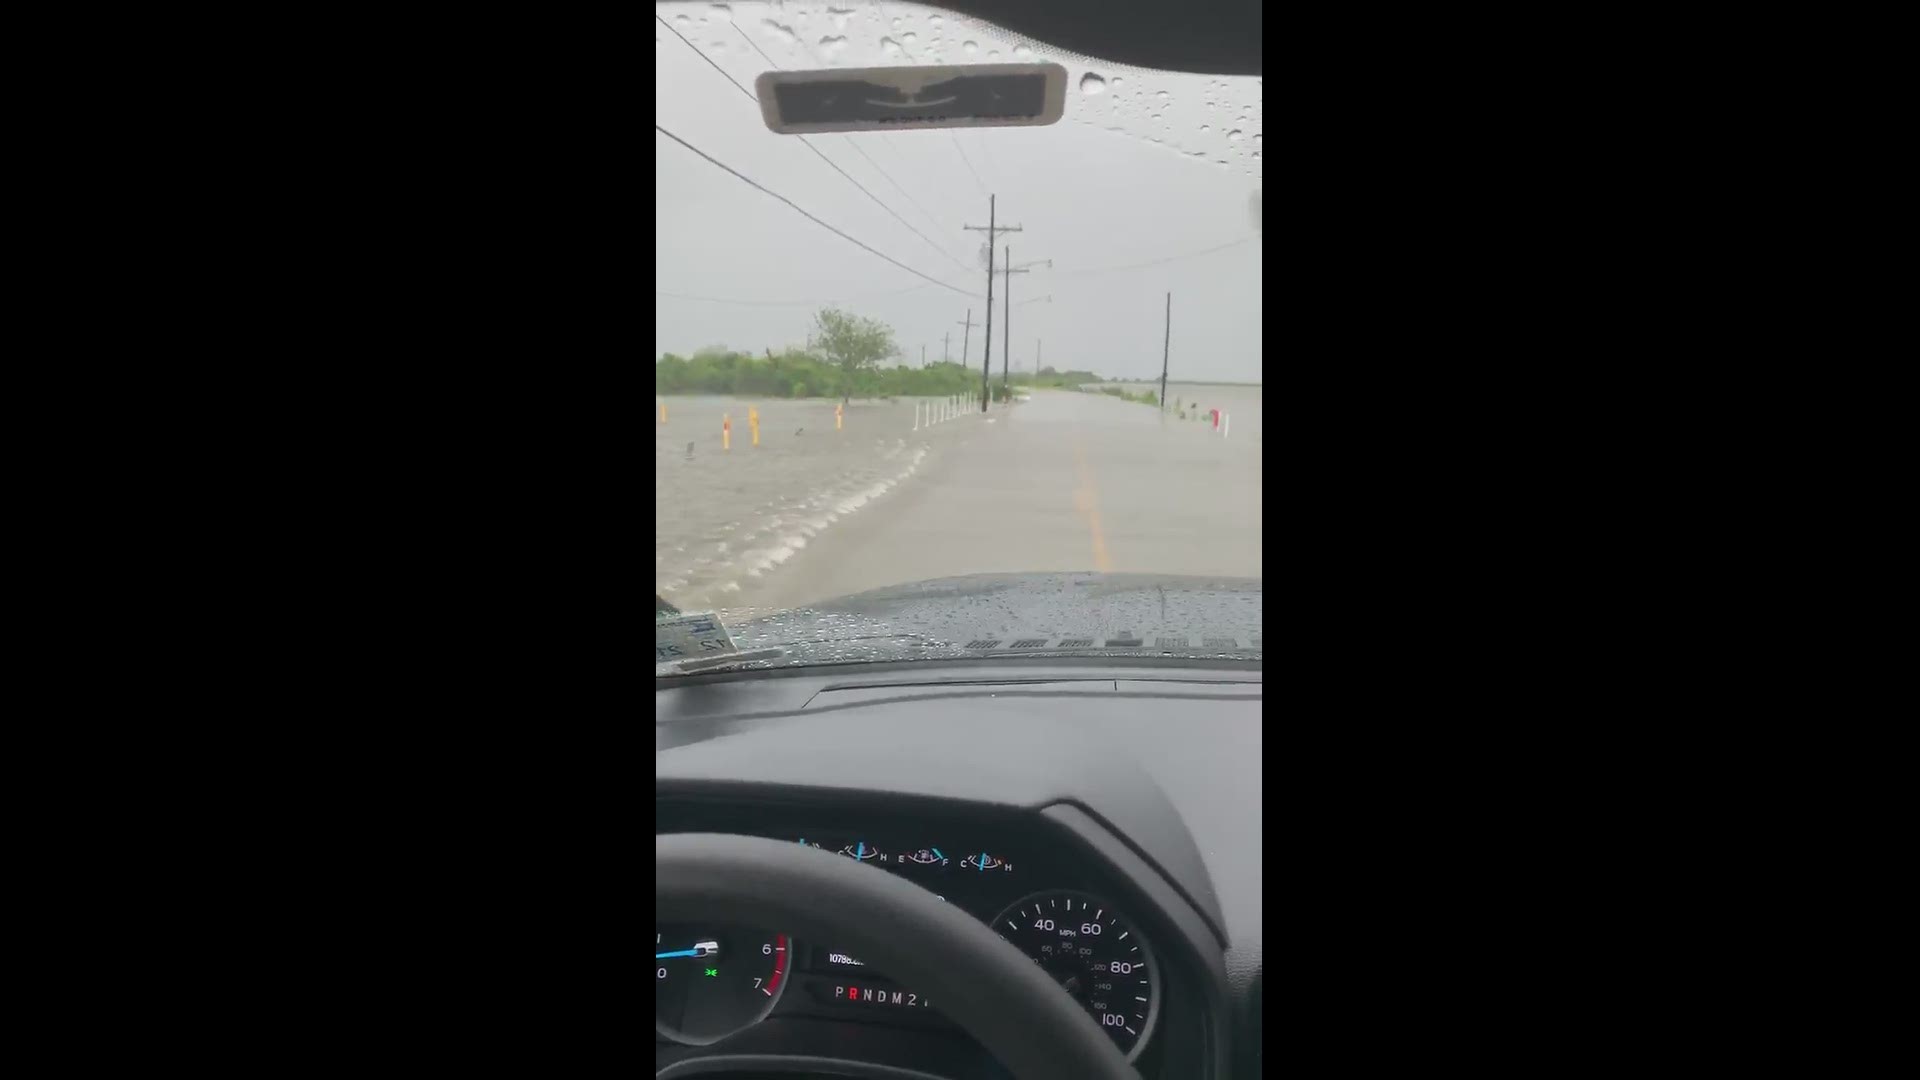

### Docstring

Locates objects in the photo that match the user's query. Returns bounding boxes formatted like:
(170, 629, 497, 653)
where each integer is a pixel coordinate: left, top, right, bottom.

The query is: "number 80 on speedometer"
(988, 889, 1160, 1062)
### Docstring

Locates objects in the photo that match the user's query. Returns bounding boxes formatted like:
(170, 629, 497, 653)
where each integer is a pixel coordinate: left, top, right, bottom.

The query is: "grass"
(1096, 386, 1159, 407)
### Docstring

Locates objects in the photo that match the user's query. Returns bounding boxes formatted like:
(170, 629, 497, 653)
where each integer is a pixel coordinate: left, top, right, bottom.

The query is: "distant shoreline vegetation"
(655, 348, 985, 399)
(1103, 380, 1263, 388)
(654, 346, 1256, 401)
(657, 346, 1113, 400)
(1091, 385, 1160, 407)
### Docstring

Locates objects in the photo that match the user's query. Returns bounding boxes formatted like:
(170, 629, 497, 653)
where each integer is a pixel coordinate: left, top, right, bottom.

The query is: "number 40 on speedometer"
(989, 890, 1159, 1062)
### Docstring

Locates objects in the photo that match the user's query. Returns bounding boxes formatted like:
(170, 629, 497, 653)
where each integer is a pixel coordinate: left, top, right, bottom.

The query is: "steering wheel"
(658, 833, 1136, 1079)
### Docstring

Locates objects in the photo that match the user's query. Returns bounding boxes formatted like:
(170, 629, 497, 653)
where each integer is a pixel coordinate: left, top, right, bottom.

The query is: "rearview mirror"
(757, 63, 1068, 135)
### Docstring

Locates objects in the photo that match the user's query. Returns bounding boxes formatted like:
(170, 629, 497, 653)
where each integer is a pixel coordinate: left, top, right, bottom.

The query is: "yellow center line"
(1071, 437, 1113, 572)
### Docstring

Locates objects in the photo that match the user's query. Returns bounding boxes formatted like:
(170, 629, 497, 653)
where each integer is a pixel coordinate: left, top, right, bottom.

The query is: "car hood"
(659, 572, 1262, 674)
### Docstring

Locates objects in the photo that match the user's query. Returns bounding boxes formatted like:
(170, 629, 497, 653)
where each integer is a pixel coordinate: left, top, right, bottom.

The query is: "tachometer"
(989, 891, 1159, 1062)
(655, 924, 790, 1044)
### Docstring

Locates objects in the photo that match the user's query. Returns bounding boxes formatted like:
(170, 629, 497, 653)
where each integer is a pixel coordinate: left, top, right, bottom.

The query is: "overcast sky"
(655, 2, 1263, 383)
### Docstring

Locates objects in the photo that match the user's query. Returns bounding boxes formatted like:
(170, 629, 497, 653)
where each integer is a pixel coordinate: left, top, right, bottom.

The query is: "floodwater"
(656, 385, 1261, 619)
(1101, 382, 1263, 445)
(654, 394, 986, 611)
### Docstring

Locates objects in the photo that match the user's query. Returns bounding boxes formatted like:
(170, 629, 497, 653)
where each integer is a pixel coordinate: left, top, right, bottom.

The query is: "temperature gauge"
(900, 848, 949, 867)
(839, 841, 885, 863)
(963, 852, 1013, 872)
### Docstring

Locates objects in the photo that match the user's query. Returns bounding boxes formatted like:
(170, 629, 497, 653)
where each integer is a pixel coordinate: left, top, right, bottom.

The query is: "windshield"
(656, 2, 1261, 673)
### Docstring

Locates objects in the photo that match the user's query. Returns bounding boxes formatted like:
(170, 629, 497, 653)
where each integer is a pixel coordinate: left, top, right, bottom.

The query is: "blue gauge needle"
(656, 948, 700, 959)
(857, 842, 865, 859)
(932, 848, 944, 861)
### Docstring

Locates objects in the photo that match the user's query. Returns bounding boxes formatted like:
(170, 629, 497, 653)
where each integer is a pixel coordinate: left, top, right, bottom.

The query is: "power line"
(656, 15, 757, 103)
(796, 139, 974, 272)
(867, 4, 990, 203)
(951, 137, 990, 197)
(1052, 235, 1260, 277)
(842, 136, 956, 243)
(657, 284, 935, 307)
(972, 131, 1003, 190)
(658, 16, 969, 274)
(726, 21, 972, 272)
(810, 6, 990, 216)
(655, 123, 980, 299)
(730, 17, 785, 71)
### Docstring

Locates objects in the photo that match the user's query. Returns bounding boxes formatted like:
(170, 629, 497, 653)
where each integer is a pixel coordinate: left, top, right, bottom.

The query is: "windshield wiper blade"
(666, 648, 786, 674)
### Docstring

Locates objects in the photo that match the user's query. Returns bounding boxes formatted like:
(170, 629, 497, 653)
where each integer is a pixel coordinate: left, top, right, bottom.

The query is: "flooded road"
(655, 388, 1260, 619)
(1102, 382, 1263, 446)
(654, 394, 985, 609)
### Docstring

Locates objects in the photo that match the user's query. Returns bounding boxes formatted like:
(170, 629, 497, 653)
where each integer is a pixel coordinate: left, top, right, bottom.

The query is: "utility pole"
(994, 251, 1049, 404)
(1036, 339, 1042, 378)
(1002, 245, 1031, 404)
(964, 194, 1022, 412)
(921, 344, 926, 367)
(955, 310, 975, 368)
(1160, 291, 1171, 411)
(943, 331, 950, 364)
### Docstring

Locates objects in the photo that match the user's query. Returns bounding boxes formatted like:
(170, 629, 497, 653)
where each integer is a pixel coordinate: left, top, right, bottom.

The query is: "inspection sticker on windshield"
(656, 611, 738, 663)
(757, 64, 1067, 134)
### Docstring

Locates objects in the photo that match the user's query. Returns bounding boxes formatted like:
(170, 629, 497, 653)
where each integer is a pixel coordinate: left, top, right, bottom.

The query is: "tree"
(812, 308, 900, 405)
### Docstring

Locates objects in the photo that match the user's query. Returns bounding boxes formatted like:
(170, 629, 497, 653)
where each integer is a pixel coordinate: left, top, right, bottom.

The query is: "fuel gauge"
(899, 848, 949, 867)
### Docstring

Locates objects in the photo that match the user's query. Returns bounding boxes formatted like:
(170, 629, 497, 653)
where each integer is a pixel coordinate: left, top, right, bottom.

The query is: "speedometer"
(989, 890, 1160, 1062)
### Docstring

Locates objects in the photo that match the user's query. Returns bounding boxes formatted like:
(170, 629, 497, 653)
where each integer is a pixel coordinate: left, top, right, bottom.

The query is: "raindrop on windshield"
(1157, 90, 1169, 100)
(763, 19, 797, 46)
(1200, 124, 1210, 132)
(902, 31, 917, 45)
(962, 40, 977, 54)
(1013, 44, 1032, 58)
(930, 14, 944, 28)
(1080, 72, 1107, 95)
(1228, 129, 1244, 141)
(674, 13, 690, 25)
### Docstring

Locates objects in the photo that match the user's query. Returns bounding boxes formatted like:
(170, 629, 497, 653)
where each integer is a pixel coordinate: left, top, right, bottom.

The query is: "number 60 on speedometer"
(989, 890, 1160, 1063)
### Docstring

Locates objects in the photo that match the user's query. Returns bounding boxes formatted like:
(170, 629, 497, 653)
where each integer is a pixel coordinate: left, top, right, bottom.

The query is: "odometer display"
(989, 890, 1159, 1061)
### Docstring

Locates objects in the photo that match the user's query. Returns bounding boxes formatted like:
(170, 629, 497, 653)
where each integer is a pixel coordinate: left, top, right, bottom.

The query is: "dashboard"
(655, 661, 1263, 1079)
(657, 809, 1179, 1073)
